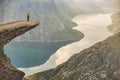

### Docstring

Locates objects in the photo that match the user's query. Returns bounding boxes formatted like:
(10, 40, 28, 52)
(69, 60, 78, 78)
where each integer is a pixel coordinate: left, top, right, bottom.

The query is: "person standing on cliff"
(27, 13, 30, 21)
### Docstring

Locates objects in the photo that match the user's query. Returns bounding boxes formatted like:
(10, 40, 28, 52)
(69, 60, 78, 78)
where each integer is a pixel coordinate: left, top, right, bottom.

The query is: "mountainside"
(1, 0, 84, 68)
(0, 0, 116, 42)
(25, 31, 120, 80)
(107, 12, 120, 34)
(0, 0, 84, 42)
(0, 0, 115, 42)
(23, 4, 120, 79)
(0, 20, 39, 80)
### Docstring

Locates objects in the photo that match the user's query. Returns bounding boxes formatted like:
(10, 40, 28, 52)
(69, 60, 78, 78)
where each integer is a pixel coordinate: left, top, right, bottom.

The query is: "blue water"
(4, 40, 76, 68)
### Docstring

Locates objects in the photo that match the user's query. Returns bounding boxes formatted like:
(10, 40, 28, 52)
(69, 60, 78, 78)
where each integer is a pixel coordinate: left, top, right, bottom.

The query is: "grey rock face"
(0, 21, 39, 45)
(0, 46, 24, 80)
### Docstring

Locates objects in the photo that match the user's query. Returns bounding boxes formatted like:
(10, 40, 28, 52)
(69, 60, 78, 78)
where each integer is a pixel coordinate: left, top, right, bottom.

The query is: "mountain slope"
(25, 31, 120, 80)
(0, 0, 83, 42)
(0, 0, 116, 42)
(107, 12, 120, 33)
(1, 0, 83, 68)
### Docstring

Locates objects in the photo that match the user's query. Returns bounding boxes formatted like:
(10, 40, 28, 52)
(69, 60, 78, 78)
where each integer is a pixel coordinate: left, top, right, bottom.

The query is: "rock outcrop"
(25, 31, 120, 80)
(0, 0, 84, 42)
(107, 12, 120, 33)
(0, 20, 39, 80)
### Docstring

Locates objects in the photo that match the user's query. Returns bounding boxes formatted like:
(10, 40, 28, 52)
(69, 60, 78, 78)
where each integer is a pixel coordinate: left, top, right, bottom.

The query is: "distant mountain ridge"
(0, 0, 115, 42)
(0, 0, 84, 42)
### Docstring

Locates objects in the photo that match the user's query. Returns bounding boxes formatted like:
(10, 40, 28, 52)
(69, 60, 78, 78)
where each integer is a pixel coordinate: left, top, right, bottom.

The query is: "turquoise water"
(4, 41, 76, 68)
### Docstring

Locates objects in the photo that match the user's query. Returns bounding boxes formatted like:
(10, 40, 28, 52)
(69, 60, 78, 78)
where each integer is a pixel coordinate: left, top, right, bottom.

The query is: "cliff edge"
(0, 20, 39, 80)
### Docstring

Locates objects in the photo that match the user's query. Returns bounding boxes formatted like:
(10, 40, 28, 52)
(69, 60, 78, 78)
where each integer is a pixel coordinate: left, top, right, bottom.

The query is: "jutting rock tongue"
(0, 20, 39, 80)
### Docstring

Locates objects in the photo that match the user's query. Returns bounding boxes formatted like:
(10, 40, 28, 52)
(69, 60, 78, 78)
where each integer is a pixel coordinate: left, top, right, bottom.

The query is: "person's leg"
(28, 16, 29, 21)
(27, 16, 29, 21)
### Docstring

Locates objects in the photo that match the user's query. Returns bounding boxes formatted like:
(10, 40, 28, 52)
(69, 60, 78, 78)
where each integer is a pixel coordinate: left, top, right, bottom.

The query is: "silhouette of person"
(27, 13, 30, 21)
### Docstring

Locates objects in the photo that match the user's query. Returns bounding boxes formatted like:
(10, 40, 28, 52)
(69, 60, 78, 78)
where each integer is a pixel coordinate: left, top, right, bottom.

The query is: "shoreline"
(19, 13, 113, 76)
(54, 13, 113, 65)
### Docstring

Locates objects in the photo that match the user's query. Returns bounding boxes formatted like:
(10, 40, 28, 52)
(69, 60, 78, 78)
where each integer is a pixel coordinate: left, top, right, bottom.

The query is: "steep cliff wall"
(0, 20, 39, 80)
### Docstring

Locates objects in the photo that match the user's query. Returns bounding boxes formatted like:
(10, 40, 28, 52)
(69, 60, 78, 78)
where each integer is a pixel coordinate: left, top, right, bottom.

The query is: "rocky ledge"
(0, 20, 39, 80)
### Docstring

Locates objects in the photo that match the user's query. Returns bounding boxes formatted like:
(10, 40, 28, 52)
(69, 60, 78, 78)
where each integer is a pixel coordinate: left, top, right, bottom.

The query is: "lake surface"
(19, 14, 113, 75)
(4, 40, 78, 68)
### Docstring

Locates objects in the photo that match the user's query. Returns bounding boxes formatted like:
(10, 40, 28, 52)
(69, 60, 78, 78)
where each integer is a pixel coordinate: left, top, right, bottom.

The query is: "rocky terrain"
(24, 12, 120, 80)
(107, 12, 120, 34)
(0, 20, 39, 80)
(25, 29, 120, 80)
